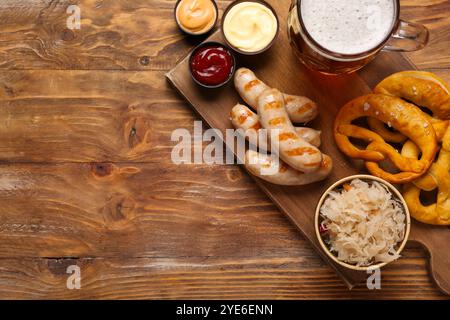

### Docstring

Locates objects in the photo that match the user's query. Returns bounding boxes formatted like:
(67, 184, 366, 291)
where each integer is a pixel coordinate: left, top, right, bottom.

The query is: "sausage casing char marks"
(230, 104, 322, 149)
(245, 150, 333, 186)
(234, 68, 318, 123)
(257, 88, 324, 173)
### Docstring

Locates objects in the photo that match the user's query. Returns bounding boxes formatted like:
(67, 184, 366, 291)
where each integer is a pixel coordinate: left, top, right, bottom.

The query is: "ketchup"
(190, 45, 234, 87)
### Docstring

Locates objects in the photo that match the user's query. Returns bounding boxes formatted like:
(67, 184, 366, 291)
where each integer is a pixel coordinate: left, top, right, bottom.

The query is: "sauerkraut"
(320, 179, 406, 267)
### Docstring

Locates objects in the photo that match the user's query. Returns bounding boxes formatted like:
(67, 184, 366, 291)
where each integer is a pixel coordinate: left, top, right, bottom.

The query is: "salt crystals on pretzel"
(334, 94, 438, 184)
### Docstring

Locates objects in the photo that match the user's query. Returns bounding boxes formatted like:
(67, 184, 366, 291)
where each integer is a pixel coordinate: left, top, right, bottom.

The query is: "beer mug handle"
(383, 20, 429, 52)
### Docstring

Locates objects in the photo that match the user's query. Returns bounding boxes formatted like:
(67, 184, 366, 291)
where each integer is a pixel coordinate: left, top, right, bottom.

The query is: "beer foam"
(301, 0, 395, 55)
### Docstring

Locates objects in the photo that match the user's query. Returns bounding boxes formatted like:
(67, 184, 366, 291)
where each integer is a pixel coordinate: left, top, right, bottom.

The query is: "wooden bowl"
(315, 174, 411, 271)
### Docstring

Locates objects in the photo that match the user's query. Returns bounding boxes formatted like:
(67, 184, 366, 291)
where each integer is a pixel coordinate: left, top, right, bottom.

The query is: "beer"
(288, 0, 428, 75)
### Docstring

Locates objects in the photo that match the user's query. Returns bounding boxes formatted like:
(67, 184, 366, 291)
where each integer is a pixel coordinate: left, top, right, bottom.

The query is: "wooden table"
(0, 0, 449, 300)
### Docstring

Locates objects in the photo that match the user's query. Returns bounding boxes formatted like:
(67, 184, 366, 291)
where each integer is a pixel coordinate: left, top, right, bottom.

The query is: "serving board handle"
(410, 223, 450, 295)
(166, 0, 450, 294)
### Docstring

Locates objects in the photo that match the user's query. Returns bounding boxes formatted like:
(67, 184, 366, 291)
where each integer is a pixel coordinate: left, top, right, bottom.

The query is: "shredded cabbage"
(320, 179, 406, 267)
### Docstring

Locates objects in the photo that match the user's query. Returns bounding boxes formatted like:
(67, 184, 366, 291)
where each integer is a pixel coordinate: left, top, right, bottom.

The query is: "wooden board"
(0, 0, 448, 299)
(166, 0, 450, 294)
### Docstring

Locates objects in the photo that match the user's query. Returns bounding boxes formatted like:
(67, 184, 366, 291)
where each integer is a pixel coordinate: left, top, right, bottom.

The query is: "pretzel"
(368, 71, 450, 141)
(367, 117, 408, 144)
(401, 126, 450, 225)
(368, 116, 449, 143)
(334, 94, 438, 184)
(374, 71, 450, 119)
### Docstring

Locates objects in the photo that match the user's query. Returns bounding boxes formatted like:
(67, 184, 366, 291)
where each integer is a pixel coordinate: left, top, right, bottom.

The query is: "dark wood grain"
(0, 0, 447, 72)
(0, 245, 446, 299)
(167, 1, 450, 294)
(0, 70, 190, 162)
(402, 0, 450, 71)
(0, 0, 184, 70)
(0, 0, 449, 299)
(0, 0, 233, 70)
(0, 163, 293, 258)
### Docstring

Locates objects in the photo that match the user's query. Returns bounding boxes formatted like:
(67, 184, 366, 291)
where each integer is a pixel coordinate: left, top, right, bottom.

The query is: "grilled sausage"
(230, 104, 322, 149)
(257, 89, 324, 173)
(245, 150, 332, 186)
(234, 68, 319, 123)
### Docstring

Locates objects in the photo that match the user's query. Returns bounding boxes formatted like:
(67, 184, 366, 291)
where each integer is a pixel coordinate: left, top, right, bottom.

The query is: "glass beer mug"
(288, 0, 429, 75)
